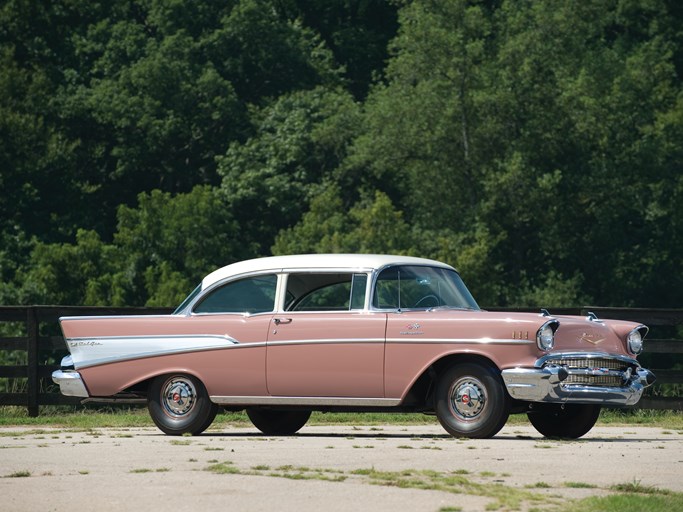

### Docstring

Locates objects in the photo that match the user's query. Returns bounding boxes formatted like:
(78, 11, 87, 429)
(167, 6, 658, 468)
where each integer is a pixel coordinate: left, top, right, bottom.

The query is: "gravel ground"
(1, 424, 681, 512)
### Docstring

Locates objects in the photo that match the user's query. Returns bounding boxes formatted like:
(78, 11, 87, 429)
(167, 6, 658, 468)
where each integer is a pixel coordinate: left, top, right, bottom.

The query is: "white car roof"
(202, 254, 454, 289)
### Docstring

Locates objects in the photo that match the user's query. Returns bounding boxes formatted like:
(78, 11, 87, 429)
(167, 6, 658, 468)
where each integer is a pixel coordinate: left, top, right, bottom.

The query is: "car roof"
(202, 254, 455, 289)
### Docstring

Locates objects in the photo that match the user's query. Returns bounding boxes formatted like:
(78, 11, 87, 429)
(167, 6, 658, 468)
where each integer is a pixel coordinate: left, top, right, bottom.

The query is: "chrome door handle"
(274, 317, 292, 325)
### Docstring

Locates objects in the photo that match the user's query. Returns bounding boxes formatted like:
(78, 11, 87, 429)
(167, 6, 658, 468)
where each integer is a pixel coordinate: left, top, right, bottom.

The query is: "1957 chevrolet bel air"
(53, 254, 655, 438)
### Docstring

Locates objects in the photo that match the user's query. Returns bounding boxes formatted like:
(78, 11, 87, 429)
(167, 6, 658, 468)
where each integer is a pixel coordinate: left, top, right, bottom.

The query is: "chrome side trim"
(263, 338, 530, 347)
(66, 334, 241, 369)
(66, 334, 240, 343)
(64, 334, 534, 370)
(51, 370, 89, 397)
(82, 397, 147, 405)
(60, 315, 173, 321)
(386, 338, 533, 345)
(267, 338, 384, 347)
(210, 396, 401, 407)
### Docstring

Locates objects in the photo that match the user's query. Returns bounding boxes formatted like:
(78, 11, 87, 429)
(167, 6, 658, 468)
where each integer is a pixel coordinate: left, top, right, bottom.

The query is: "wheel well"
(123, 370, 206, 397)
(403, 354, 501, 409)
(126, 377, 155, 396)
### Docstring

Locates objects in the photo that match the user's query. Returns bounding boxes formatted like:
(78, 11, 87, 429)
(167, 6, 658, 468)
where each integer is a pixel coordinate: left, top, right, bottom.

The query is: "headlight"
(627, 326, 648, 355)
(536, 320, 559, 351)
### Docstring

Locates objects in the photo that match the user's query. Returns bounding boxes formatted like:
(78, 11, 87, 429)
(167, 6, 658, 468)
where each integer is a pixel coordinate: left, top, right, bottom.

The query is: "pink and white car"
(53, 254, 655, 438)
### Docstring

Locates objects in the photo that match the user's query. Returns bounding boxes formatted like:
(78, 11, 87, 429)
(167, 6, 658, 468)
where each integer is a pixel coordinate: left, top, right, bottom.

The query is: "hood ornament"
(586, 311, 604, 323)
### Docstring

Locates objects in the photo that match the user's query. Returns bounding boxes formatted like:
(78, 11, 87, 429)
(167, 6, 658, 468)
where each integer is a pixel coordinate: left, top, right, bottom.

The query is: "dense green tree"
(217, 86, 362, 255)
(1, 0, 682, 309)
(273, 184, 414, 255)
(332, 0, 683, 307)
(0, 0, 344, 243)
(274, 0, 399, 99)
(481, 0, 683, 306)
(8, 186, 237, 307)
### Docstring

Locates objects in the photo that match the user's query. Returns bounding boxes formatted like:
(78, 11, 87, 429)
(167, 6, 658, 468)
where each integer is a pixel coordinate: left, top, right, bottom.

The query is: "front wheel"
(435, 362, 510, 439)
(246, 409, 311, 435)
(527, 404, 601, 439)
(148, 374, 218, 435)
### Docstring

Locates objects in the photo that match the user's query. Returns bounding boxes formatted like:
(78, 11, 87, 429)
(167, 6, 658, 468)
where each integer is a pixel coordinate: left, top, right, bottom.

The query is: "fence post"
(26, 307, 39, 417)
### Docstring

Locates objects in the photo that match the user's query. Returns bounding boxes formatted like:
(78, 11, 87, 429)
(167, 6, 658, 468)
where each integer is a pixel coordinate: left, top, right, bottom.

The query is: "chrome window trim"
(181, 262, 470, 315)
(188, 270, 280, 316)
(279, 270, 373, 313)
(189, 310, 275, 318)
(210, 396, 401, 407)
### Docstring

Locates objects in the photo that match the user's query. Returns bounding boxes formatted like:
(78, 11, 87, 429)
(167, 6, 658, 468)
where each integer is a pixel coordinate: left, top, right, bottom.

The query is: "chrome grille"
(564, 374, 624, 387)
(545, 358, 626, 371)
(543, 357, 633, 388)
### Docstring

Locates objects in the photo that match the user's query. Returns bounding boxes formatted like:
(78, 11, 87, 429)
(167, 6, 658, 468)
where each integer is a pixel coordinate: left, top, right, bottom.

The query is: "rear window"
(194, 275, 277, 314)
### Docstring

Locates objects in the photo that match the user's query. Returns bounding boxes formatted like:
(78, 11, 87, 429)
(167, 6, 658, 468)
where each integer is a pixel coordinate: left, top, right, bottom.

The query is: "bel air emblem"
(579, 333, 605, 345)
(400, 323, 424, 336)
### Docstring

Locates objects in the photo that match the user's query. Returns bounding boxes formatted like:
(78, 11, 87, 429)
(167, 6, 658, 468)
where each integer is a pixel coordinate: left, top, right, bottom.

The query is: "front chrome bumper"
(501, 359, 656, 407)
(52, 369, 89, 398)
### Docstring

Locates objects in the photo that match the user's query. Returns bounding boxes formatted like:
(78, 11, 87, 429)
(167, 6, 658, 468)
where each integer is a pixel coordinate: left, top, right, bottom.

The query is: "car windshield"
(373, 265, 479, 310)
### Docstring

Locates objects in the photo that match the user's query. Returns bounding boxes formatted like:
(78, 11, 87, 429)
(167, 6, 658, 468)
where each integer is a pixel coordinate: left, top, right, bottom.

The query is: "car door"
(187, 273, 278, 397)
(266, 272, 386, 398)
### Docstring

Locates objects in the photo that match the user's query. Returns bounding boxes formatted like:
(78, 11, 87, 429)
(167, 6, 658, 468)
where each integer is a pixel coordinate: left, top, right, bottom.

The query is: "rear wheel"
(148, 374, 218, 435)
(246, 409, 311, 435)
(527, 404, 601, 439)
(435, 362, 510, 439)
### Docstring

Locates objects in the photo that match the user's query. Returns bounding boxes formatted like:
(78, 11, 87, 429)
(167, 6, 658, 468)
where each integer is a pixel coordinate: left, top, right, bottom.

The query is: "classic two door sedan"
(53, 254, 655, 438)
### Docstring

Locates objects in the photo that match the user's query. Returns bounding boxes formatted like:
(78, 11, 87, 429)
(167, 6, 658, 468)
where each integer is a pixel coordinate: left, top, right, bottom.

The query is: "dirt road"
(1, 424, 681, 511)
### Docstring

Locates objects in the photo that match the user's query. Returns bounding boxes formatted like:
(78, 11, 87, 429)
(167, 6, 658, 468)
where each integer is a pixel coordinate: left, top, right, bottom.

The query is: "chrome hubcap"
(161, 377, 197, 418)
(448, 377, 486, 420)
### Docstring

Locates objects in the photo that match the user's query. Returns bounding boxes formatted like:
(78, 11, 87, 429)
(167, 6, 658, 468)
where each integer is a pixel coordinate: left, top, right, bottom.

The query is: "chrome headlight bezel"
(536, 319, 560, 351)
(627, 325, 648, 355)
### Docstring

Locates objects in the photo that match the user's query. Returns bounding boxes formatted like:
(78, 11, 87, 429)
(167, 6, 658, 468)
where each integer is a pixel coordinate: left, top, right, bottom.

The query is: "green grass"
(5, 470, 31, 478)
(0, 406, 681, 430)
(565, 492, 683, 512)
(169, 439, 192, 446)
(610, 479, 666, 495)
(564, 482, 598, 489)
(223, 466, 682, 512)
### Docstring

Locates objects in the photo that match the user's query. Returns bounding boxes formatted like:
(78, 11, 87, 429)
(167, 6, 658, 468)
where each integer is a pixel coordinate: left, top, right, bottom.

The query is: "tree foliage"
(1, 0, 681, 308)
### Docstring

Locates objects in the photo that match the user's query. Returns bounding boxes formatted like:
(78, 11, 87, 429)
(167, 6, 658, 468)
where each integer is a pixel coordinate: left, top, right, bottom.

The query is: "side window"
(373, 265, 478, 310)
(350, 274, 368, 310)
(374, 268, 399, 309)
(374, 266, 433, 309)
(193, 275, 277, 314)
(286, 273, 368, 312)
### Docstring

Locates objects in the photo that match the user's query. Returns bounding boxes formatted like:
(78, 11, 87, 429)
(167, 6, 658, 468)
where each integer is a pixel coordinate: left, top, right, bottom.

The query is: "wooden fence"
(0, 306, 173, 416)
(0, 305, 681, 416)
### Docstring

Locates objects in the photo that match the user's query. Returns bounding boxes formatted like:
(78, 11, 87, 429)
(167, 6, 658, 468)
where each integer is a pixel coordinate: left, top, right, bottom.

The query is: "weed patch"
(6, 470, 30, 478)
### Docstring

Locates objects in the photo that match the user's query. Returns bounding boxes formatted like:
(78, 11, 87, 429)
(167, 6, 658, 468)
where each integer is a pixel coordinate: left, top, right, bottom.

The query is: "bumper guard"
(52, 369, 89, 398)
(501, 362, 656, 407)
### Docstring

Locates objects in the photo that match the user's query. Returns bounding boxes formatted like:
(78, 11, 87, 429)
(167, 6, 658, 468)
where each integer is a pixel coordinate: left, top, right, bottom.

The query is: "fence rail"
(0, 305, 681, 416)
